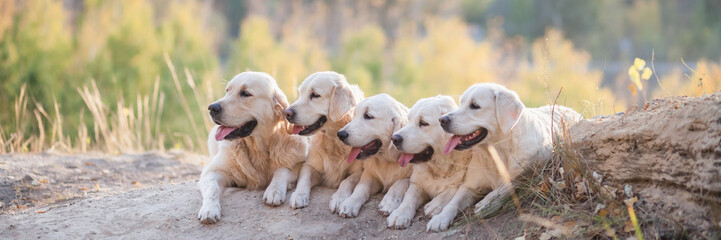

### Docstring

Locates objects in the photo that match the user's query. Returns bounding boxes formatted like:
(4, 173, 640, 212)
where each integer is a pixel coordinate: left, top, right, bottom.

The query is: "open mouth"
(443, 127, 488, 154)
(214, 120, 258, 141)
(346, 139, 382, 163)
(397, 146, 434, 167)
(291, 116, 327, 135)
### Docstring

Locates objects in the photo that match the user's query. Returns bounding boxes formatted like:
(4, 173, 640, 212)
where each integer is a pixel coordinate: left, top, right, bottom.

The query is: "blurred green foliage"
(465, 0, 721, 61)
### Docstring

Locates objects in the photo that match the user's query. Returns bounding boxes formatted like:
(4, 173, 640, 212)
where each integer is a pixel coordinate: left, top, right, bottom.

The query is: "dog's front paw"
(387, 208, 413, 229)
(423, 198, 445, 217)
(338, 198, 363, 218)
(197, 202, 221, 224)
(329, 193, 349, 213)
(379, 195, 402, 216)
(426, 213, 453, 232)
(263, 184, 286, 206)
(289, 191, 309, 209)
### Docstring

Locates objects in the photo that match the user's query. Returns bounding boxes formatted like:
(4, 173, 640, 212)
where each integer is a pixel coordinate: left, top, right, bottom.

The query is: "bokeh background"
(1, 0, 720, 154)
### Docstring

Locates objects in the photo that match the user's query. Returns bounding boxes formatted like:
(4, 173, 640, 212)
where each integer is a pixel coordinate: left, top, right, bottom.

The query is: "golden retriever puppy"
(387, 95, 497, 231)
(284, 71, 365, 211)
(198, 72, 309, 224)
(440, 83, 582, 215)
(335, 94, 413, 218)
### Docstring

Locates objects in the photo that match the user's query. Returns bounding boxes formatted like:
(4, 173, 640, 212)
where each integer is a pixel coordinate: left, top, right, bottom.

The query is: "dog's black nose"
(337, 130, 349, 142)
(439, 115, 451, 129)
(391, 134, 403, 147)
(284, 108, 295, 121)
(208, 103, 222, 115)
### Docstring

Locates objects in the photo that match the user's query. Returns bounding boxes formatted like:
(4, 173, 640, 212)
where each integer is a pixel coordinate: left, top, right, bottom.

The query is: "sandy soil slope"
(571, 92, 721, 234)
(0, 182, 519, 239)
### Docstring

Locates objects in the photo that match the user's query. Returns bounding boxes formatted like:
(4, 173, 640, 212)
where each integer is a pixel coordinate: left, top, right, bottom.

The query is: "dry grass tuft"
(463, 118, 643, 239)
(1, 55, 214, 155)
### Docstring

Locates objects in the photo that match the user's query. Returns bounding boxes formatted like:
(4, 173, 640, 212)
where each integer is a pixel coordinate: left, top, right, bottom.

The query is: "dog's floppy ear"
(328, 75, 362, 122)
(391, 100, 409, 133)
(493, 87, 524, 134)
(271, 83, 289, 119)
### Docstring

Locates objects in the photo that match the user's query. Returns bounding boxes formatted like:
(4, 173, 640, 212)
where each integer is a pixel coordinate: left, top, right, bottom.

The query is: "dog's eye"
(470, 102, 480, 109)
(363, 113, 374, 120)
(240, 90, 252, 97)
(310, 92, 320, 99)
(419, 120, 429, 127)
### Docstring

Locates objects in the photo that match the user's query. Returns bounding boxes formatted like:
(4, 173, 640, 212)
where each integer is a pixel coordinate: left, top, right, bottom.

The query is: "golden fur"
(198, 72, 308, 224)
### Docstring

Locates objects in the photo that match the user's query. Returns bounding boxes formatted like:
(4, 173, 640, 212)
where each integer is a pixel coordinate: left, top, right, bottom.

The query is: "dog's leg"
(474, 183, 513, 217)
(387, 183, 427, 229)
(197, 170, 229, 224)
(423, 187, 457, 217)
(379, 178, 409, 216)
(290, 163, 320, 209)
(263, 167, 297, 206)
(426, 185, 474, 231)
(329, 171, 361, 213)
(338, 170, 381, 218)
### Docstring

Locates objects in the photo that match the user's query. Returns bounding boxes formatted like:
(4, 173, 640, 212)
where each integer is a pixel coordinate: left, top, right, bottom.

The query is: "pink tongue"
(292, 125, 304, 135)
(444, 135, 463, 155)
(347, 147, 361, 163)
(215, 126, 238, 141)
(398, 153, 414, 167)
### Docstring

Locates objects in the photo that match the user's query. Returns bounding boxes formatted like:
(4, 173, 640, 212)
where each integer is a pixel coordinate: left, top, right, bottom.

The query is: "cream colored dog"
(388, 96, 499, 231)
(284, 71, 365, 211)
(198, 72, 309, 224)
(335, 94, 413, 218)
(440, 83, 582, 216)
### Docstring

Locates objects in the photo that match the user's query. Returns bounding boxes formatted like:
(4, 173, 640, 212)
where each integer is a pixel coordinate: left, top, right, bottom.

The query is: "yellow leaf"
(641, 67, 652, 80)
(599, 209, 608, 217)
(628, 66, 643, 90)
(634, 58, 646, 70)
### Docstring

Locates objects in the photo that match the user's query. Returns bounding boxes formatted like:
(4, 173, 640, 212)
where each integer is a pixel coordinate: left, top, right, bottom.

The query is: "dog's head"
(208, 72, 288, 141)
(337, 94, 408, 163)
(439, 83, 524, 153)
(285, 71, 363, 135)
(392, 96, 457, 167)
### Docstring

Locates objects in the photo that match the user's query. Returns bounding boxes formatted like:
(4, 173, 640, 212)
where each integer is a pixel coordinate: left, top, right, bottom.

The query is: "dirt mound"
(570, 92, 721, 234)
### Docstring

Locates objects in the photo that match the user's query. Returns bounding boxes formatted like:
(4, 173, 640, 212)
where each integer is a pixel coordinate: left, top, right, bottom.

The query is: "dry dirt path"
(0, 181, 518, 239)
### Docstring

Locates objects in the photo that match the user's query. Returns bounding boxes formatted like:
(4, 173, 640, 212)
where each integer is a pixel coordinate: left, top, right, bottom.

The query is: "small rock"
(592, 172, 603, 183)
(31, 180, 41, 186)
(624, 184, 633, 198)
(22, 175, 33, 182)
(102, 169, 110, 174)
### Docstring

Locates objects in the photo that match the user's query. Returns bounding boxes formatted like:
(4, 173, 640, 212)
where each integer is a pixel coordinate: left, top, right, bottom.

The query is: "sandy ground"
(0, 182, 523, 239)
(0, 150, 206, 213)
(0, 152, 521, 239)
